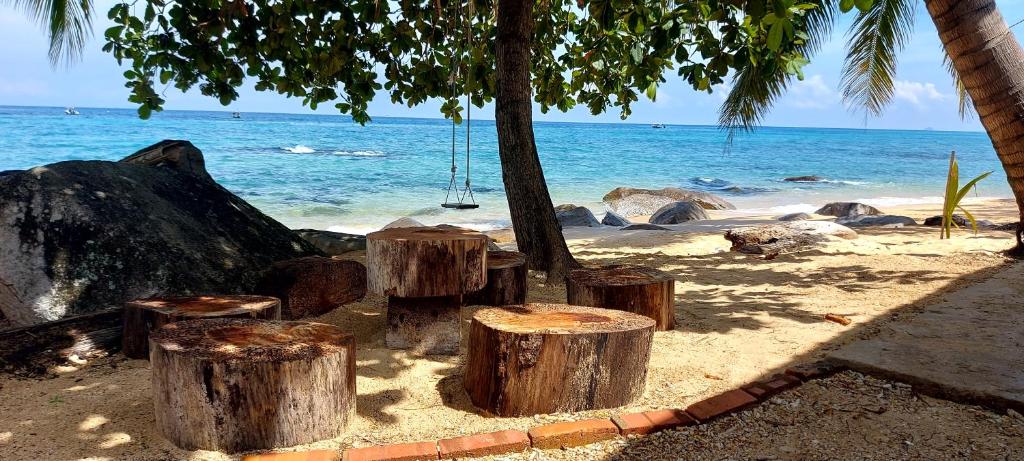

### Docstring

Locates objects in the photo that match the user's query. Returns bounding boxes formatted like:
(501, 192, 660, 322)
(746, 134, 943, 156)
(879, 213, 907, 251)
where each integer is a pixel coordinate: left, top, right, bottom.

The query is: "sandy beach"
(1, 197, 1019, 460)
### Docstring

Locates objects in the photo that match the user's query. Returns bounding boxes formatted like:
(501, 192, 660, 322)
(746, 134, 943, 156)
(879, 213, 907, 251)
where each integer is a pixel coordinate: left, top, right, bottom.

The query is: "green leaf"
(767, 22, 784, 51)
(840, 0, 856, 13)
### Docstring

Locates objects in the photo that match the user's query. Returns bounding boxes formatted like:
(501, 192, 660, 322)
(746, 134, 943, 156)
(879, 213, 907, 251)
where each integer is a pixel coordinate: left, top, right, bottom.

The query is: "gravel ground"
(484, 371, 1024, 461)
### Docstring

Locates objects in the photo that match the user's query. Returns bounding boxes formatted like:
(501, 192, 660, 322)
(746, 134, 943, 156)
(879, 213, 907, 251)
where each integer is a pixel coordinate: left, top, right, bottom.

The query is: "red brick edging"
(242, 361, 840, 461)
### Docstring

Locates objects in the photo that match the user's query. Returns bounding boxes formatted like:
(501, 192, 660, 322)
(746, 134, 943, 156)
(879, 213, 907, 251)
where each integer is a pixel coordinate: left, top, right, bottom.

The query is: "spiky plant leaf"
(943, 54, 975, 120)
(839, 0, 915, 115)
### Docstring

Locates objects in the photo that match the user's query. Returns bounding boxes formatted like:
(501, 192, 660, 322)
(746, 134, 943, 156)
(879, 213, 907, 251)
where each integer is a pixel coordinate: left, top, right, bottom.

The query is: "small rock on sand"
(837, 215, 917, 228)
(601, 211, 632, 226)
(621, 224, 671, 231)
(555, 204, 601, 227)
(816, 202, 882, 218)
(725, 221, 857, 256)
(649, 201, 709, 224)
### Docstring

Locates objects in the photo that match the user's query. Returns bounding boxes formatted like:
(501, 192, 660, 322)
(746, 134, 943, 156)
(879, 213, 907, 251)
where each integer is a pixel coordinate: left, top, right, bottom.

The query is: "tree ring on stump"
(149, 319, 355, 452)
(122, 295, 281, 359)
(464, 303, 655, 416)
(466, 250, 528, 306)
(566, 265, 676, 330)
(366, 225, 488, 297)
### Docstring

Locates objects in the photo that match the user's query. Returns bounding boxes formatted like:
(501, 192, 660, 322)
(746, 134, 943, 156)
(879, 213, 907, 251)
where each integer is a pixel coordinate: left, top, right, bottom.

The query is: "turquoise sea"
(0, 105, 1008, 233)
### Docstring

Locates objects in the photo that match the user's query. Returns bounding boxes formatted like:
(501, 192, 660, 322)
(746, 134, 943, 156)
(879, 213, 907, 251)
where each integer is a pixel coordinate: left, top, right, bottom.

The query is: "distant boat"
(232, 112, 241, 119)
(651, 123, 666, 128)
(65, 107, 80, 116)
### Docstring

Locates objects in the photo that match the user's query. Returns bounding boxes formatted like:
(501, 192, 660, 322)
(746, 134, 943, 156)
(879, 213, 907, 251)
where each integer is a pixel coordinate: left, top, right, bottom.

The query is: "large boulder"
(0, 141, 320, 327)
(601, 211, 632, 226)
(649, 201, 709, 224)
(815, 202, 882, 218)
(603, 187, 735, 217)
(555, 204, 601, 227)
(725, 221, 857, 256)
(837, 215, 917, 228)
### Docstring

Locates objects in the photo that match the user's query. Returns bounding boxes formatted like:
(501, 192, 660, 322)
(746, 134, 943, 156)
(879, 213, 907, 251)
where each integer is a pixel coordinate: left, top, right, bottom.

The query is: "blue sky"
(2, 1, 1024, 131)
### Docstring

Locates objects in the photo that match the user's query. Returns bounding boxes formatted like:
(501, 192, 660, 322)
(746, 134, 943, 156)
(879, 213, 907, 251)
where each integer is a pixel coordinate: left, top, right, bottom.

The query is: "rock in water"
(601, 211, 632, 226)
(294, 229, 367, 254)
(783, 176, 825, 182)
(778, 212, 812, 222)
(603, 187, 735, 217)
(837, 215, 917, 228)
(725, 221, 857, 256)
(815, 202, 882, 218)
(555, 204, 601, 227)
(0, 141, 320, 327)
(649, 201, 709, 224)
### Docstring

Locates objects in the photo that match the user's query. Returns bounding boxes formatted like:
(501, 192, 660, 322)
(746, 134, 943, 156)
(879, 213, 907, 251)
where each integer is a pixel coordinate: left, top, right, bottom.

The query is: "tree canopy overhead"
(102, 0, 856, 122)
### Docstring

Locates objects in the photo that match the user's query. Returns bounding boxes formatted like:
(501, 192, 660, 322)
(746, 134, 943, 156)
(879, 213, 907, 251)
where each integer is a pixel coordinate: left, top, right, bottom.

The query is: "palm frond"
(943, 54, 975, 119)
(4, 0, 93, 66)
(719, 1, 835, 130)
(840, 0, 916, 116)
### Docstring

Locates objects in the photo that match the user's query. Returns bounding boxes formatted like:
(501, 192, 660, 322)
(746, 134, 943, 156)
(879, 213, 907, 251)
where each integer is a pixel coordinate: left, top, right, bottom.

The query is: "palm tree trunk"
(494, 0, 580, 279)
(926, 0, 1024, 254)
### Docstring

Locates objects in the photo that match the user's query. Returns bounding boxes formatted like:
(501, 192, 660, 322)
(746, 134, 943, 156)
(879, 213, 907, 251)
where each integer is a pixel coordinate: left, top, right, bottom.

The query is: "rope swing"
(442, 0, 479, 210)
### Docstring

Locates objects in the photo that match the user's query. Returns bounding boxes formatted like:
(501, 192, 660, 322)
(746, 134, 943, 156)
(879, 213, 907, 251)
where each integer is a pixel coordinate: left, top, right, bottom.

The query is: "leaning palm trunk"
(926, 0, 1024, 253)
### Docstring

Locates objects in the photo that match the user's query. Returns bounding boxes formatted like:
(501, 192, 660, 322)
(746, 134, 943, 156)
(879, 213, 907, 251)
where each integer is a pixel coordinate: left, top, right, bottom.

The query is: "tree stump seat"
(466, 251, 528, 306)
(256, 256, 367, 320)
(367, 225, 488, 355)
(566, 265, 676, 330)
(149, 319, 356, 453)
(122, 295, 280, 359)
(464, 303, 655, 416)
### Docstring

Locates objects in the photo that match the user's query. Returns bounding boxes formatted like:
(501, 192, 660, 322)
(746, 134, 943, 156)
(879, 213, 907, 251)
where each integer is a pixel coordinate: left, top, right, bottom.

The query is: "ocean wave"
(283, 145, 316, 154)
(333, 150, 385, 157)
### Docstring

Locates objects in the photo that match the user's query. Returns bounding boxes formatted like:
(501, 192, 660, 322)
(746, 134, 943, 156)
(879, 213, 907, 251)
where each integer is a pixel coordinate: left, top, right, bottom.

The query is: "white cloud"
(786, 74, 839, 109)
(0, 78, 48, 96)
(893, 80, 948, 106)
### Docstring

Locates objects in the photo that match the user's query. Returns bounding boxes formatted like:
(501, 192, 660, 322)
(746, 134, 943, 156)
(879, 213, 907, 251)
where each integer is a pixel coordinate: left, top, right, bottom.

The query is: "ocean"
(0, 105, 1008, 234)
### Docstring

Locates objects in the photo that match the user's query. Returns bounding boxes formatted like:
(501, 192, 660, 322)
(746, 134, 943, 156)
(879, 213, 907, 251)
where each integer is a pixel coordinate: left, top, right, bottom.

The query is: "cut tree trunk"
(495, 0, 580, 280)
(149, 318, 355, 452)
(366, 226, 488, 297)
(0, 308, 122, 376)
(466, 251, 528, 306)
(256, 256, 367, 319)
(386, 295, 462, 355)
(122, 295, 280, 359)
(464, 303, 655, 416)
(566, 265, 676, 331)
(925, 0, 1024, 253)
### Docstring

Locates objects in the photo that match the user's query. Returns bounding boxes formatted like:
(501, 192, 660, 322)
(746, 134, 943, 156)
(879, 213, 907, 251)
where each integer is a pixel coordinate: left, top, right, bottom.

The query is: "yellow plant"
(940, 151, 992, 239)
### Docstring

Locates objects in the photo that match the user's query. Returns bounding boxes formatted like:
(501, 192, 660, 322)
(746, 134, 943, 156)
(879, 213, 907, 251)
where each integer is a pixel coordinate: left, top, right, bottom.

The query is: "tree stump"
(466, 251, 528, 306)
(367, 226, 488, 354)
(256, 256, 367, 320)
(464, 303, 655, 416)
(122, 295, 280, 359)
(149, 319, 356, 453)
(566, 265, 676, 330)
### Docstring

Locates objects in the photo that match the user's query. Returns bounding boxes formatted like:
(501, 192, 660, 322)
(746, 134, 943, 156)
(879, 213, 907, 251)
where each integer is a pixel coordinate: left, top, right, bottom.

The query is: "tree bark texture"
(566, 265, 676, 331)
(256, 256, 367, 320)
(149, 319, 355, 453)
(366, 226, 487, 297)
(926, 0, 1024, 253)
(122, 295, 280, 359)
(386, 295, 462, 355)
(495, 0, 580, 279)
(466, 250, 528, 306)
(463, 303, 654, 416)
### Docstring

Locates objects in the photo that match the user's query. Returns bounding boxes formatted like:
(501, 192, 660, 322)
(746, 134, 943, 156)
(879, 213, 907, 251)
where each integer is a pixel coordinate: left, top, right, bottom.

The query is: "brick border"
(244, 361, 841, 461)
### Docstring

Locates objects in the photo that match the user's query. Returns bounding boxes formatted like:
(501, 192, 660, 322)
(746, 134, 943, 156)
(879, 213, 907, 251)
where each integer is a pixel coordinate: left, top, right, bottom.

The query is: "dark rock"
(555, 204, 601, 227)
(815, 202, 882, 218)
(0, 170, 22, 179)
(0, 141, 320, 327)
(649, 201, 709, 224)
(295, 229, 367, 254)
(621, 224, 671, 231)
(923, 215, 970, 227)
(784, 176, 825, 182)
(778, 212, 812, 222)
(601, 211, 632, 226)
(837, 215, 917, 228)
(382, 217, 424, 229)
(119, 139, 211, 181)
(725, 222, 857, 256)
(256, 256, 367, 319)
(603, 187, 735, 217)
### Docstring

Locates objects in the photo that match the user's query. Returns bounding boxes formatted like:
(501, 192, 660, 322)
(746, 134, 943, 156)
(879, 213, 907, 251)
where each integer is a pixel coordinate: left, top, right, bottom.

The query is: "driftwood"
(466, 251, 528, 306)
(122, 295, 280, 359)
(566, 265, 676, 330)
(150, 319, 356, 452)
(0, 309, 122, 375)
(464, 304, 655, 416)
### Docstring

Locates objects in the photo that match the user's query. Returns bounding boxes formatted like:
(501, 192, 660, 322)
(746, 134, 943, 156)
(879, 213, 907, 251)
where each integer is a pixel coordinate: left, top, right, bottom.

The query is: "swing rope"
(442, 0, 478, 210)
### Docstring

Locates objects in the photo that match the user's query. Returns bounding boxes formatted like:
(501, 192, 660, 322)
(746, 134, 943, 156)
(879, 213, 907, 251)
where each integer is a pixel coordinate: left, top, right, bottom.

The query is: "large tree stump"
(566, 265, 676, 331)
(149, 319, 355, 452)
(256, 256, 367, 320)
(466, 251, 528, 306)
(367, 226, 488, 354)
(464, 304, 655, 416)
(122, 295, 280, 359)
